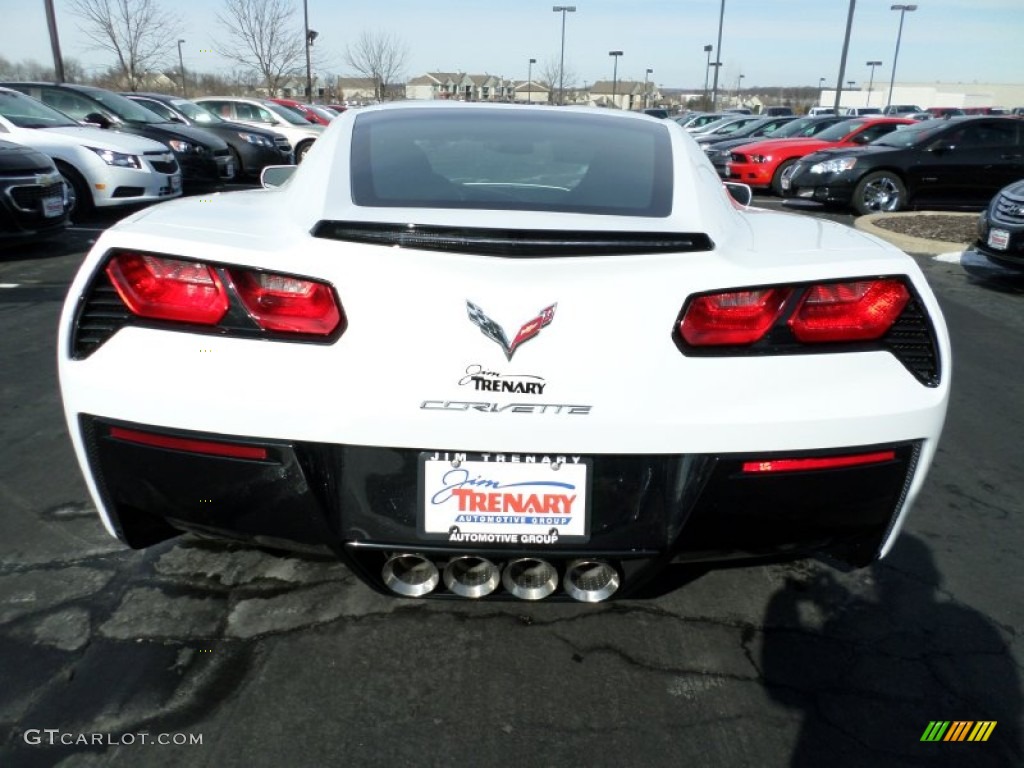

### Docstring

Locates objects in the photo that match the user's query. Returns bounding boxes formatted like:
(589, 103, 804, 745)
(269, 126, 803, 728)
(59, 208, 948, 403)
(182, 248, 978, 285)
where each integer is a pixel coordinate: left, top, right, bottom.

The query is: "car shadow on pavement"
(759, 534, 1022, 767)
(960, 249, 1024, 294)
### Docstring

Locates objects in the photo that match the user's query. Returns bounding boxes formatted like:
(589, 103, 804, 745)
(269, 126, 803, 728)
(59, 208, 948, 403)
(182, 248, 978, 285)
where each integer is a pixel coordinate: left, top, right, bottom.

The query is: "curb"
(854, 212, 977, 255)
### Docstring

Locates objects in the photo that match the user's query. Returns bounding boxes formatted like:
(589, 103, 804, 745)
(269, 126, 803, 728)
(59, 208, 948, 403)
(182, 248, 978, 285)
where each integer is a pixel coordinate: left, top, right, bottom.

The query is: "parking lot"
(1, 196, 1022, 767)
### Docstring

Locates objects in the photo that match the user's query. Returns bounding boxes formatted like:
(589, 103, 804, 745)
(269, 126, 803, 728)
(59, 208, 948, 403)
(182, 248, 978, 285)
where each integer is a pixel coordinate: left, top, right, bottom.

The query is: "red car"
(267, 98, 331, 126)
(725, 117, 914, 194)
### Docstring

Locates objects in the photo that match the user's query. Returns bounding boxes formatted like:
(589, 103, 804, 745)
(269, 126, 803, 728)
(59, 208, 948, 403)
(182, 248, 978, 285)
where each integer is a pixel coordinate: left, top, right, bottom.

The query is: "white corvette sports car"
(59, 102, 950, 602)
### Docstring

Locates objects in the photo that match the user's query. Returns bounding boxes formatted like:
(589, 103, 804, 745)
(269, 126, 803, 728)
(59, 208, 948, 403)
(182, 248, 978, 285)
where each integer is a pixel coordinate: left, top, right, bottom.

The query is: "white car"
(0, 87, 181, 214)
(193, 97, 324, 162)
(58, 102, 950, 603)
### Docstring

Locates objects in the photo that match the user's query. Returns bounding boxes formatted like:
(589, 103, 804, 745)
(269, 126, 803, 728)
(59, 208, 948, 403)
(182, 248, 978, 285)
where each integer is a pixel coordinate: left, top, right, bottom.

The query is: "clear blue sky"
(5, 0, 1022, 89)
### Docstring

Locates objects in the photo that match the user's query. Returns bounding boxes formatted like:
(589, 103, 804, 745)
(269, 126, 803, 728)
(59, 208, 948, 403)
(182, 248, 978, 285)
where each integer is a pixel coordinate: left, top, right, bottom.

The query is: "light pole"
(644, 68, 653, 109)
(44, 0, 65, 82)
(735, 73, 745, 104)
(703, 45, 713, 109)
(833, 0, 857, 114)
(818, 76, 826, 105)
(865, 60, 882, 105)
(553, 6, 576, 106)
(887, 4, 917, 109)
(528, 57, 536, 104)
(711, 0, 726, 111)
(176, 39, 186, 97)
(609, 50, 623, 108)
(303, 0, 313, 100)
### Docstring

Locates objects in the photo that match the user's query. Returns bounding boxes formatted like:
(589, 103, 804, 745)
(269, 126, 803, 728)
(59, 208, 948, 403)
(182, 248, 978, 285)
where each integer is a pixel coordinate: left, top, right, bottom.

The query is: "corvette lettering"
(421, 401, 590, 414)
(467, 301, 556, 360)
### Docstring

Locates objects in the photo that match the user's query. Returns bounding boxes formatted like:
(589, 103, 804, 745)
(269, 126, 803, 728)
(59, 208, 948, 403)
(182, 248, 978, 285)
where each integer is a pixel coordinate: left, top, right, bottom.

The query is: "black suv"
(782, 116, 1024, 215)
(0, 83, 235, 188)
(124, 93, 292, 179)
(0, 139, 69, 241)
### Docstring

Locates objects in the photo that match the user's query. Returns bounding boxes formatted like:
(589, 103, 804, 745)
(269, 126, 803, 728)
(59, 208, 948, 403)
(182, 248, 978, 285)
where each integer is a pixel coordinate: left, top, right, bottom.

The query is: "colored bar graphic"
(920, 720, 996, 742)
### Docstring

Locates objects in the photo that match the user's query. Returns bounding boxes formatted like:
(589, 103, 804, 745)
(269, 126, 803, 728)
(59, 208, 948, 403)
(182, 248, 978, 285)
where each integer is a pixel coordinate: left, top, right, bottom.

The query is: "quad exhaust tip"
(502, 557, 559, 600)
(444, 556, 500, 598)
(382, 553, 439, 597)
(563, 559, 620, 602)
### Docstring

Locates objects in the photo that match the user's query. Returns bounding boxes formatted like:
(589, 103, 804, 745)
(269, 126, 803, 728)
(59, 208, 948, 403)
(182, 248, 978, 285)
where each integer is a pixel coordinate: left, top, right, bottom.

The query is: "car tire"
(295, 141, 313, 163)
(55, 162, 92, 219)
(853, 171, 907, 215)
(770, 159, 797, 196)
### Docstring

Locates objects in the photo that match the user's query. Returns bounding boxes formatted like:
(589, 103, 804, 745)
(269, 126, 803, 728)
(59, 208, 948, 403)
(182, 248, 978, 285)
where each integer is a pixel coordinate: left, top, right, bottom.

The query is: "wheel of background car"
(296, 141, 313, 163)
(853, 171, 907, 215)
(770, 158, 797, 196)
(55, 161, 92, 218)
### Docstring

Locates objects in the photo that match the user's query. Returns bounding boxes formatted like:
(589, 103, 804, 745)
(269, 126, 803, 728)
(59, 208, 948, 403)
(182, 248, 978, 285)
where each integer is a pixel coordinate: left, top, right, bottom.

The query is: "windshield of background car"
(813, 119, 869, 141)
(262, 102, 312, 125)
(0, 90, 79, 128)
(82, 89, 166, 123)
(871, 120, 944, 148)
(350, 109, 673, 217)
(170, 99, 225, 124)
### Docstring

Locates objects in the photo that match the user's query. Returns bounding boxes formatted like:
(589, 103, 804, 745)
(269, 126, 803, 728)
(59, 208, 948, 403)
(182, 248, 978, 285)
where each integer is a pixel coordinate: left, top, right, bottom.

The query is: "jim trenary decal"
(422, 454, 589, 543)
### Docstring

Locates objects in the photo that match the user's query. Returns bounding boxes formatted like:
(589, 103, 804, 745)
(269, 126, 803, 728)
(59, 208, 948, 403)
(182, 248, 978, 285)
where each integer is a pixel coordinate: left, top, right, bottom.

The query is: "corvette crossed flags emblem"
(466, 301, 557, 361)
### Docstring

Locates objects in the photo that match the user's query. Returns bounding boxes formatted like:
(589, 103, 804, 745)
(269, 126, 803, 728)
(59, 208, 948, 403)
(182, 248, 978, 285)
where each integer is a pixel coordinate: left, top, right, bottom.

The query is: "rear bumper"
(79, 415, 923, 598)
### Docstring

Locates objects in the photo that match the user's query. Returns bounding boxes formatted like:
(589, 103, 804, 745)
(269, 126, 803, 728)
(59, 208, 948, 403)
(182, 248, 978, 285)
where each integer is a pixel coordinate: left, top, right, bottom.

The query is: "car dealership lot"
(1, 207, 1022, 766)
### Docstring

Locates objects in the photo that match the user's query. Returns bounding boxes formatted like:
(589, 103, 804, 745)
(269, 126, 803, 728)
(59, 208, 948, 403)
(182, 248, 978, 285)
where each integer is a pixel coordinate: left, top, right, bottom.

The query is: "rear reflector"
(109, 427, 269, 460)
(742, 450, 896, 474)
(789, 279, 909, 343)
(680, 287, 791, 346)
(105, 252, 228, 325)
(229, 269, 342, 335)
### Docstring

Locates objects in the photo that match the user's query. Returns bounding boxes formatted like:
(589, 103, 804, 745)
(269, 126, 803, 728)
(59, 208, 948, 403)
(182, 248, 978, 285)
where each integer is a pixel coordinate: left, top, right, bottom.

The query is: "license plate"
(170, 174, 182, 193)
(42, 195, 64, 218)
(988, 228, 1010, 250)
(420, 453, 589, 544)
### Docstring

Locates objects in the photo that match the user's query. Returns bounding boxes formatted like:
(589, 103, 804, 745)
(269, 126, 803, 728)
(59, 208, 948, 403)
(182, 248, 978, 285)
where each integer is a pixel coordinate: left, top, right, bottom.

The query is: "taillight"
(105, 252, 228, 325)
(109, 426, 268, 460)
(229, 270, 342, 335)
(679, 287, 791, 346)
(789, 279, 909, 343)
(742, 450, 896, 473)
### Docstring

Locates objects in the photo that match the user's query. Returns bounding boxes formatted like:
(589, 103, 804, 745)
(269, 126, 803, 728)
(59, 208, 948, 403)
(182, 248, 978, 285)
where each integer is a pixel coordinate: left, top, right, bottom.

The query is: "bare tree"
(539, 56, 577, 103)
(68, 0, 179, 91)
(343, 30, 409, 102)
(217, 0, 304, 96)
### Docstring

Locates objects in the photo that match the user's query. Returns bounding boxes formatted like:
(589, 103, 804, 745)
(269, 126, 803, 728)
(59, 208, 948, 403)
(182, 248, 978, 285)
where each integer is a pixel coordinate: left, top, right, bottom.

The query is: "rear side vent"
(311, 221, 714, 257)
(71, 271, 131, 359)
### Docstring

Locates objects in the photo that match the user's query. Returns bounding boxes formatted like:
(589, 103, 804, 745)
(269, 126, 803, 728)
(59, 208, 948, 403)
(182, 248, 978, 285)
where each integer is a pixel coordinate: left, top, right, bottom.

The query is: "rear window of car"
(349, 108, 673, 217)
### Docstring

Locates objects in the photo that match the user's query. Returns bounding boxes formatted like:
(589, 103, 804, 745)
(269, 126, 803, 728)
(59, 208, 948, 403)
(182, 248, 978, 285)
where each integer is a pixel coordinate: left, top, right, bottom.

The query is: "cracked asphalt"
(1, 215, 1022, 767)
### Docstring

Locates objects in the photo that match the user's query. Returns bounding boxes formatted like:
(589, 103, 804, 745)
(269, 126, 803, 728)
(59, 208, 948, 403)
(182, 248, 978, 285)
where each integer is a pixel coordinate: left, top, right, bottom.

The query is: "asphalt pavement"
(0, 202, 1021, 767)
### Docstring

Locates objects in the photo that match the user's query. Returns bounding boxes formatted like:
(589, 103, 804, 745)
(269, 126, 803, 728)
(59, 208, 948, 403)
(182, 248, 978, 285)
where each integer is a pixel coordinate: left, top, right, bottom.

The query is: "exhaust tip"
(443, 556, 500, 598)
(382, 553, 439, 597)
(502, 558, 558, 600)
(563, 559, 620, 602)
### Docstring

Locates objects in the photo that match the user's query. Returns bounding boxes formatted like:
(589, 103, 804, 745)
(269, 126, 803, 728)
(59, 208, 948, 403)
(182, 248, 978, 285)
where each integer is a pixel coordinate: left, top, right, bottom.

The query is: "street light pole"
(887, 4, 917, 109)
(736, 73, 744, 104)
(833, 0, 857, 114)
(528, 58, 536, 104)
(865, 60, 882, 106)
(303, 0, 313, 101)
(703, 45, 713, 109)
(177, 39, 187, 97)
(818, 76, 826, 106)
(644, 68, 652, 109)
(609, 50, 623, 108)
(43, 0, 65, 82)
(711, 0, 726, 111)
(553, 6, 576, 106)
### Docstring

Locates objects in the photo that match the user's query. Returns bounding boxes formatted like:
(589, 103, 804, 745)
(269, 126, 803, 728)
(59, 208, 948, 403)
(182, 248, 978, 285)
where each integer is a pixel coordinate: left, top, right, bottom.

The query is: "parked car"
(268, 97, 332, 126)
(703, 115, 847, 178)
(676, 112, 727, 131)
(0, 86, 181, 215)
(124, 92, 293, 178)
(906, 112, 934, 121)
(762, 106, 794, 117)
(927, 107, 966, 118)
(881, 104, 923, 116)
(642, 108, 669, 119)
(194, 97, 325, 162)
(725, 117, 913, 194)
(973, 179, 1024, 270)
(688, 114, 765, 138)
(57, 102, 949, 602)
(843, 107, 882, 116)
(694, 115, 798, 146)
(808, 107, 838, 116)
(0, 139, 69, 241)
(780, 116, 1024, 214)
(0, 82, 233, 187)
